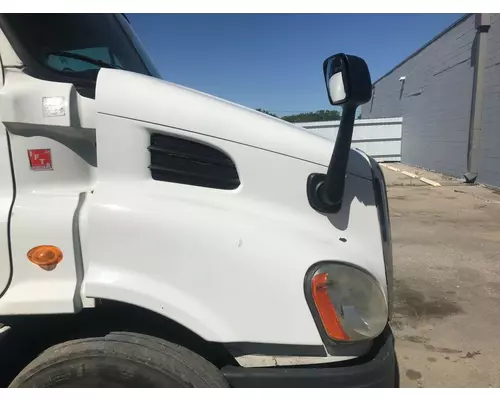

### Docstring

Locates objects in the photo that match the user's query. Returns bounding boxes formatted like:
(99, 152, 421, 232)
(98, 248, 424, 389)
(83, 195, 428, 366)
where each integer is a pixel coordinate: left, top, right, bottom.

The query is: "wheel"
(9, 332, 229, 388)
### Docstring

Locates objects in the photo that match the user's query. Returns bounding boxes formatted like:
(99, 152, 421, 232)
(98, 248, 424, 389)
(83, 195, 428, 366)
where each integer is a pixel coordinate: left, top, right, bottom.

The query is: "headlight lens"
(306, 263, 388, 342)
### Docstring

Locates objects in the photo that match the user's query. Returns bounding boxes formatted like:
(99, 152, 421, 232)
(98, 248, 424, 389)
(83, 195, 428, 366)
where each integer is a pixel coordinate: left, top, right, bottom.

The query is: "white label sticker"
(42, 97, 65, 117)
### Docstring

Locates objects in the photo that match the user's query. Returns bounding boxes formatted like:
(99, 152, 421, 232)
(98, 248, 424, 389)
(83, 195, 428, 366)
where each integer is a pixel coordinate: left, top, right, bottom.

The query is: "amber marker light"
(27, 245, 63, 271)
(311, 272, 350, 341)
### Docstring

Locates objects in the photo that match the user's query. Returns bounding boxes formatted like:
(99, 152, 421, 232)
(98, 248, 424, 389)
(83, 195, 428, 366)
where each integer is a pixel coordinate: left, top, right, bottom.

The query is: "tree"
(281, 109, 341, 123)
(255, 108, 279, 118)
(255, 108, 342, 123)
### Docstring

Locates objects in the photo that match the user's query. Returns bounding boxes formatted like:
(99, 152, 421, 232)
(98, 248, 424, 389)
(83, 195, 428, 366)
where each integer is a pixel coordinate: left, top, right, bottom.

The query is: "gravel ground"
(382, 163, 500, 387)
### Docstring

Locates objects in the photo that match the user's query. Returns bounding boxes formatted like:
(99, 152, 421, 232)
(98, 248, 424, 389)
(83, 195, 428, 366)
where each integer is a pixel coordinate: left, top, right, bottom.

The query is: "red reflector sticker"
(28, 149, 53, 171)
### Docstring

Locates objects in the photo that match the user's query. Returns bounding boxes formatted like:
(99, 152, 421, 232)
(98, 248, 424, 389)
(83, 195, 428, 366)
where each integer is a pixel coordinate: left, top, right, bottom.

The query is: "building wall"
(361, 14, 476, 179)
(479, 14, 500, 187)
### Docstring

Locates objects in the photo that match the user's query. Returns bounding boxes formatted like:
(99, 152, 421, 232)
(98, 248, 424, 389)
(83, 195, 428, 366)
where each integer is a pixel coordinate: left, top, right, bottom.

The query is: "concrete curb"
(420, 177, 442, 187)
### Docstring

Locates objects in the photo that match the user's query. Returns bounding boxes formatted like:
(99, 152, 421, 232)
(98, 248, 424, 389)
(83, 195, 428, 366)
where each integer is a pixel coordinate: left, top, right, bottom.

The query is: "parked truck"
(0, 13, 397, 387)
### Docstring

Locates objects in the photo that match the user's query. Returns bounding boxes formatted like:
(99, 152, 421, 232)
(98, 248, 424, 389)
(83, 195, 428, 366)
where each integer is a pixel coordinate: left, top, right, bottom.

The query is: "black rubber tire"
(9, 332, 229, 388)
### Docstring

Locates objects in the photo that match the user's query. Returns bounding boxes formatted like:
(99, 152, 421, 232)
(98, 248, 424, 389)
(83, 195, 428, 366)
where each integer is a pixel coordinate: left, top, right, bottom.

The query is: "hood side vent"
(148, 133, 240, 190)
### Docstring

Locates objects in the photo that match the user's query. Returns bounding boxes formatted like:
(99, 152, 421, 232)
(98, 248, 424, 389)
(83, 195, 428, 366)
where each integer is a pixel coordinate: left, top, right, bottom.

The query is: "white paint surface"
(0, 66, 389, 359)
(0, 70, 96, 314)
(82, 69, 388, 350)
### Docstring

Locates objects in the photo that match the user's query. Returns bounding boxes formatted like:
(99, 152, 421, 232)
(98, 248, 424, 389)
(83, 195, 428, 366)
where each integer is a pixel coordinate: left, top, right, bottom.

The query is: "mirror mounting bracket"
(307, 173, 342, 214)
(306, 103, 357, 214)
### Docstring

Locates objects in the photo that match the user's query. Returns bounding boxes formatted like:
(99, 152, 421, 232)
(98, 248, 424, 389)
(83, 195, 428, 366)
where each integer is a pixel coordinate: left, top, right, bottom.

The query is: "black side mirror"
(307, 54, 372, 214)
(323, 53, 372, 106)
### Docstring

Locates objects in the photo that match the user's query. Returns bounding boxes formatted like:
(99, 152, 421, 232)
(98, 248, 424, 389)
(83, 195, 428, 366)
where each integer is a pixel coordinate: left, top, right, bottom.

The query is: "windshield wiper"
(46, 51, 125, 70)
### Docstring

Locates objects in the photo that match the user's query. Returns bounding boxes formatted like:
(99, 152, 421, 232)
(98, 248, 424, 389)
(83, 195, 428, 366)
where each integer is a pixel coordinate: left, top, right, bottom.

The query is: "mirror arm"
(307, 103, 357, 213)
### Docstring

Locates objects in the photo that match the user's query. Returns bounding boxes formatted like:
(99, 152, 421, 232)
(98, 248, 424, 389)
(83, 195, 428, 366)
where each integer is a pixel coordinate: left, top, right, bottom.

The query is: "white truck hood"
(96, 69, 373, 180)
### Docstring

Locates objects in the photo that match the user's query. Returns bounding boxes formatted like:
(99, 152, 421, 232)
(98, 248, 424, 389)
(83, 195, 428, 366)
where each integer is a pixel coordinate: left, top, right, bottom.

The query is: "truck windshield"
(0, 14, 161, 96)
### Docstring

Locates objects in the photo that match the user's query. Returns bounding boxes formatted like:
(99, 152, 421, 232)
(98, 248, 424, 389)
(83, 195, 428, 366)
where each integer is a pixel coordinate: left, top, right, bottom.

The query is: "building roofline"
(372, 13, 473, 85)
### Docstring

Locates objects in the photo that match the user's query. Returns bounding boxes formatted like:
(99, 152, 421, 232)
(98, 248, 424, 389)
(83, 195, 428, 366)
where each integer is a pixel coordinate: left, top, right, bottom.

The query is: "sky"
(128, 13, 464, 116)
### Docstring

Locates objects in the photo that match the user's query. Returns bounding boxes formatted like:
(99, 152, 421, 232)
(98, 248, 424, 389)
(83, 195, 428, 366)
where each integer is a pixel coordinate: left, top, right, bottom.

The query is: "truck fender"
(82, 267, 233, 342)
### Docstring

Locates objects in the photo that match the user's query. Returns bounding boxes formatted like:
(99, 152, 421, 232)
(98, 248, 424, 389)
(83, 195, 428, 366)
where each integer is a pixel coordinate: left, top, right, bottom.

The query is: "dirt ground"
(382, 163, 500, 388)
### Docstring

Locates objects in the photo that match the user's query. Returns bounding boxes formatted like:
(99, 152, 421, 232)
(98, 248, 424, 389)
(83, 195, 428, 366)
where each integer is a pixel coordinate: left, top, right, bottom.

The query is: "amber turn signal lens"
(27, 245, 63, 271)
(311, 272, 350, 341)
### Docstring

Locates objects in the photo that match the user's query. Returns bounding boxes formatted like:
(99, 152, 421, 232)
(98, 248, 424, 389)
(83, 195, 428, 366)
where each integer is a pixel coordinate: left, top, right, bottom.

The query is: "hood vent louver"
(148, 133, 240, 190)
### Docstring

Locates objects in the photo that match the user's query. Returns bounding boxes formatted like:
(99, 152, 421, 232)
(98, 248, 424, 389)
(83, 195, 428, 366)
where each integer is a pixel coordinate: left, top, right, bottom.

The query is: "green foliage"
(255, 108, 341, 123)
(282, 109, 341, 123)
(255, 108, 279, 118)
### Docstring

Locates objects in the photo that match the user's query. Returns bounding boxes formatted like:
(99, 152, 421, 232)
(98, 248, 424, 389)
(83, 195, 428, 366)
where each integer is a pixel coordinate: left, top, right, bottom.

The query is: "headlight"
(305, 262, 388, 342)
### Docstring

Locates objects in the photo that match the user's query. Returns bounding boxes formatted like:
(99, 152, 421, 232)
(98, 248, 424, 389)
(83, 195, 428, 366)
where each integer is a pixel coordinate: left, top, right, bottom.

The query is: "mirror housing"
(307, 53, 372, 214)
(323, 53, 372, 106)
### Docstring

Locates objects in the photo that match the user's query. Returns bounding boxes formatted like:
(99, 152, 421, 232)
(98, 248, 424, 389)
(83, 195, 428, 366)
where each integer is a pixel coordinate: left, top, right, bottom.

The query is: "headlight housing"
(305, 262, 388, 342)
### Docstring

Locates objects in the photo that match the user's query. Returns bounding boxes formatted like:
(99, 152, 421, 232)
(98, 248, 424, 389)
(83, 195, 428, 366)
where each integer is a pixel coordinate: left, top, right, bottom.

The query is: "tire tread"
(9, 332, 228, 388)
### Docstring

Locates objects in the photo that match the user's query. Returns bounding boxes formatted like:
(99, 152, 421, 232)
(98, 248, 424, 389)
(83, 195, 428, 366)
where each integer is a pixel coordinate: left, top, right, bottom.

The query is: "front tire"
(9, 332, 229, 388)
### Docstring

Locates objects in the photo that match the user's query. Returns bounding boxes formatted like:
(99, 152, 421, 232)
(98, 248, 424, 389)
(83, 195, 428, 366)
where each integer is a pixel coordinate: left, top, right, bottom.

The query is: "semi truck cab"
(0, 13, 397, 387)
